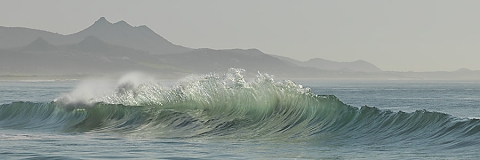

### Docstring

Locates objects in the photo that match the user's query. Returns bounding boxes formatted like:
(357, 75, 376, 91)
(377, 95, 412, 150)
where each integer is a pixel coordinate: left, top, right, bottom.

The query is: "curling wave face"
(1, 69, 479, 149)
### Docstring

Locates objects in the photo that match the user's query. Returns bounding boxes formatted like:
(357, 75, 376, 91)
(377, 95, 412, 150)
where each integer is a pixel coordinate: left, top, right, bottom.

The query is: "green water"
(1, 70, 480, 159)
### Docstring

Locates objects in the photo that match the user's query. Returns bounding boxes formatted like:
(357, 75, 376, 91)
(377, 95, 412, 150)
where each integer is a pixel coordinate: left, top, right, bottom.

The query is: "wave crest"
(1, 69, 480, 148)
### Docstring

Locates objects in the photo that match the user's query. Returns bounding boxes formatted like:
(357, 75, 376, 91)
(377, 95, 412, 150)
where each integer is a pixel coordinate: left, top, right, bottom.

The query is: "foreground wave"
(1, 69, 479, 149)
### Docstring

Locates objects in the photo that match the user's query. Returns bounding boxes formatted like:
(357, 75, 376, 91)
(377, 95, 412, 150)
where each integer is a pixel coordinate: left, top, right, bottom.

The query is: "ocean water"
(1, 70, 480, 159)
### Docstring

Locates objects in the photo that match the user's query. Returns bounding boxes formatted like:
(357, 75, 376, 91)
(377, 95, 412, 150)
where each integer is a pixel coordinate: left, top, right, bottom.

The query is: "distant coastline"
(1, 17, 479, 81)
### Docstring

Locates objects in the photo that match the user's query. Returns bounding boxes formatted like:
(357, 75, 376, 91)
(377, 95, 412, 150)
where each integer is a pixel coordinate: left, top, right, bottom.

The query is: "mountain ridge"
(0, 26, 80, 49)
(272, 55, 382, 72)
(69, 17, 190, 54)
(1, 17, 478, 80)
(20, 37, 57, 52)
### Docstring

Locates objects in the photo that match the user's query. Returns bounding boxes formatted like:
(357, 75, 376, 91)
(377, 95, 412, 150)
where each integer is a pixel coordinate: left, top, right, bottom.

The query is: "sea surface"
(1, 70, 480, 159)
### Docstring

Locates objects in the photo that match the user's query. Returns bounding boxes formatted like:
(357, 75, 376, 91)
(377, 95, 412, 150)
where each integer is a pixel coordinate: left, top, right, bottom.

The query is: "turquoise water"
(1, 71, 480, 159)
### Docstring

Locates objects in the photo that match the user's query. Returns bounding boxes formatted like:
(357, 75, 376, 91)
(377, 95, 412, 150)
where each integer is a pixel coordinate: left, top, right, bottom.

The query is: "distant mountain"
(273, 55, 382, 72)
(271, 55, 306, 67)
(1, 38, 312, 78)
(0, 36, 174, 76)
(74, 36, 111, 53)
(69, 17, 190, 54)
(157, 48, 301, 76)
(0, 17, 190, 55)
(303, 58, 382, 72)
(3, 17, 478, 80)
(0, 26, 80, 49)
(65, 36, 159, 64)
(20, 37, 57, 52)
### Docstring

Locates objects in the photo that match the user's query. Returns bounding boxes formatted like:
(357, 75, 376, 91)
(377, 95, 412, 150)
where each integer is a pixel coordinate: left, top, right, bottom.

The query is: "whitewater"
(1, 69, 480, 159)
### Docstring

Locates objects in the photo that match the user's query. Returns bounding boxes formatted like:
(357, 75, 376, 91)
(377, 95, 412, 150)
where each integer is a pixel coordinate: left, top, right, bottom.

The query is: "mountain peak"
(76, 36, 109, 52)
(136, 25, 154, 32)
(97, 17, 108, 22)
(93, 17, 112, 26)
(22, 37, 56, 51)
(114, 20, 131, 27)
(70, 17, 190, 54)
(31, 37, 50, 45)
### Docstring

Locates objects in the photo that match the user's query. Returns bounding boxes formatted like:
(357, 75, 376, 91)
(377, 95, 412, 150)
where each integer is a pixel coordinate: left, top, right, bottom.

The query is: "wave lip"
(1, 69, 479, 149)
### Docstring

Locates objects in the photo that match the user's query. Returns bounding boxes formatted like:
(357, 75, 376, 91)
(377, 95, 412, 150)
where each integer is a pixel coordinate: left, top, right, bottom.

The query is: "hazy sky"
(1, 0, 480, 71)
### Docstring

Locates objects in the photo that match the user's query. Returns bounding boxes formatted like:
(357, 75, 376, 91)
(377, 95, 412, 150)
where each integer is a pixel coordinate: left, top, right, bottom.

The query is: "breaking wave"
(1, 69, 479, 148)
